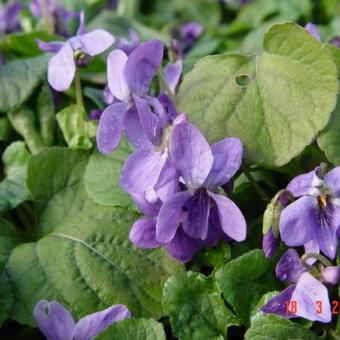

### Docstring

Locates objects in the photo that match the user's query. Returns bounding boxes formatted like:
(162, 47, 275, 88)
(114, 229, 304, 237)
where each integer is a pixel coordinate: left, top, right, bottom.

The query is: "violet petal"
(169, 122, 213, 189)
(73, 304, 131, 340)
(129, 218, 160, 249)
(33, 300, 75, 340)
(279, 196, 316, 246)
(97, 102, 128, 154)
(156, 190, 192, 243)
(124, 39, 164, 97)
(291, 272, 331, 322)
(209, 192, 247, 241)
(48, 42, 76, 91)
(275, 249, 305, 283)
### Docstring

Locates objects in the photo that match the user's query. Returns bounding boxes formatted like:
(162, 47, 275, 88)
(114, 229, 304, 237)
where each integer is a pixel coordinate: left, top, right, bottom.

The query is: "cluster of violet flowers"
(261, 164, 340, 321)
(31, 6, 340, 332)
(95, 31, 247, 263)
(256, 24, 340, 323)
(38, 2, 247, 264)
(33, 11, 242, 336)
(37, 1, 233, 264)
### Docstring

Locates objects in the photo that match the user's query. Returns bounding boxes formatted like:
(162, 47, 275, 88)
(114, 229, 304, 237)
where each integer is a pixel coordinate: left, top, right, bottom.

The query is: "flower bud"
(322, 266, 340, 285)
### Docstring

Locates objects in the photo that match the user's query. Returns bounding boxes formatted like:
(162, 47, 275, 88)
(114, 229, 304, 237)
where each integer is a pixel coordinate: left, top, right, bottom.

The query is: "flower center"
(155, 125, 172, 152)
(74, 48, 90, 67)
(318, 194, 328, 208)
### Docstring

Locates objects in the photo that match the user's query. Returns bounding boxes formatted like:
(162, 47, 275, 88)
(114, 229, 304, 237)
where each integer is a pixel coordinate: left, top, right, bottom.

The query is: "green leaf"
(228, 0, 311, 33)
(0, 218, 21, 271)
(7, 148, 183, 326)
(160, 0, 221, 30)
(0, 116, 13, 142)
(244, 315, 319, 339)
(87, 11, 132, 37)
(84, 140, 135, 209)
(7, 105, 46, 154)
(0, 31, 62, 57)
(249, 291, 280, 324)
(36, 83, 55, 146)
(4, 141, 30, 184)
(0, 274, 13, 326)
(56, 105, 96, 150)
(116, 0, 138, 19)
(96, 318, 166, 340)
(163, 271, 239, 340)
(27, 147, 94, 235)
(178, 23, 338, 166)
(0, 55, 49, 112)
(239, 20, 280, 55)
(84, 87, 105, 109)
(215, 249, 281, 325)
(317, 44, 340, 164)
(192, 241, 231, 268)
(0, 142, 30, 214)
(227, 0, 278, 32)
(0, 180, 28, 214)
(87, 11, 169, 43)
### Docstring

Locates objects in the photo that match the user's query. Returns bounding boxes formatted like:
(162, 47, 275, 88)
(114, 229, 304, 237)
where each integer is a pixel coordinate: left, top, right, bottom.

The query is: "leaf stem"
(301, 253, 333, 268)
(242, 166, 270, 202)
(74, 69, 85, 133)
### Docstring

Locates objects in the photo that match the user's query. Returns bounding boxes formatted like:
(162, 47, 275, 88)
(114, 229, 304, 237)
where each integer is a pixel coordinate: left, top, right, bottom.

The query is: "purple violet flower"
(128, 122, 246, 262)
(129, 193, 227, 262)
(96, 39, 164, 153)
(261, 249, 340, 323)
(155, 122, 246, 246)
(169, 22, 203, 59)
(279, 165, 340, 259)
(262, 191, 291, 259)
(0, 3, 23, 36)
(30, 0, 77, 37)
(37, 12, 114, 91)
(120, 93, 185, 201)
(180, 22, 204, 47)
(305, 23, 321, 41)
(129, 191, 232, 263)
(262, 229, 277, 259)
(33, 300, 131, 340)
(89, 108, 103, 120)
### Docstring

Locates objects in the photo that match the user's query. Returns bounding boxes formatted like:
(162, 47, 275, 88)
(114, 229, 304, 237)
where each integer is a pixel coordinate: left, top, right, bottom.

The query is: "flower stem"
(301, 253, 333, 268)
(242, 166, 270, 202)
(74, 69, 85, 133)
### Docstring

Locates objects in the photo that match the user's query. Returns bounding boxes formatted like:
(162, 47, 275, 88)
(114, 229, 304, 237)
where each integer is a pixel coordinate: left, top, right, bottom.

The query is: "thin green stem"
(301, 253, 333, 268)
(335, 317, 340, 336)
(242, 166, 270, 202)
(272, 189, 295, 204)
(75, 69, 85, 133)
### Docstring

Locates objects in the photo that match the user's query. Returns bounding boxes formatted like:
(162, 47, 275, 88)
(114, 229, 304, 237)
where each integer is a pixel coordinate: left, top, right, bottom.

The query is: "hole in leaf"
(235, 74, 252, 88)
